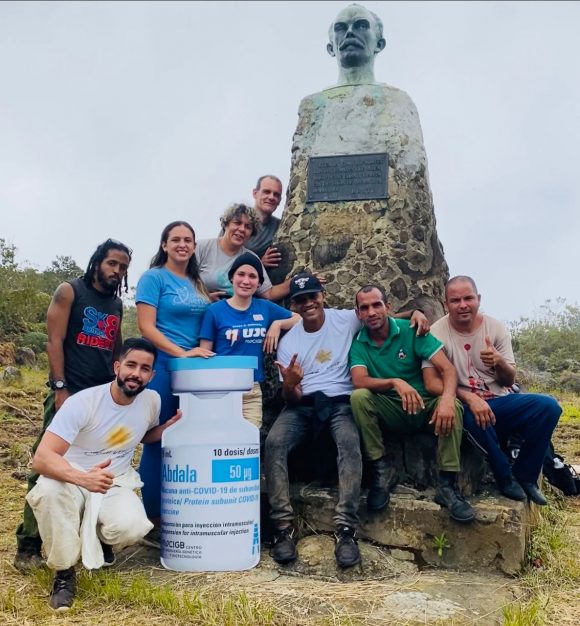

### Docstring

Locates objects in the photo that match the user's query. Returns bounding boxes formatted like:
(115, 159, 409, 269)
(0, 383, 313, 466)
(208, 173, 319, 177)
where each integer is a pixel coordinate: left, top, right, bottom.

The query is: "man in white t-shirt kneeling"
(26, 338, 181, 611)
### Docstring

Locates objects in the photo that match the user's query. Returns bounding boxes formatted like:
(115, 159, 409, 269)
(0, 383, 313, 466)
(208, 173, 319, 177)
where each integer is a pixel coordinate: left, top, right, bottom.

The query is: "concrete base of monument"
(260, 425, 539, 576)
(286, 482, 539, 576)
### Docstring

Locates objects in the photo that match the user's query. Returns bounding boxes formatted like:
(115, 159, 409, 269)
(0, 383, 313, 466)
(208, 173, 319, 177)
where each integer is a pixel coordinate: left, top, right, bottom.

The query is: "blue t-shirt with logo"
(199, 299, 292, 382)
(136, 268, 210, 351)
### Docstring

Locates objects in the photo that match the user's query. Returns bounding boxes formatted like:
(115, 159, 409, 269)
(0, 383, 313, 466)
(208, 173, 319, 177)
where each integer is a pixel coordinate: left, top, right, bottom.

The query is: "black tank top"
(63, 278, 123, 393)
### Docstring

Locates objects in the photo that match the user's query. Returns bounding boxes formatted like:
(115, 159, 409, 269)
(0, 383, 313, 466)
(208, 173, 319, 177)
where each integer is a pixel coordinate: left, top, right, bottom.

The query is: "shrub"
(511, 299, 580, 376)
(18, 331, 48, 355)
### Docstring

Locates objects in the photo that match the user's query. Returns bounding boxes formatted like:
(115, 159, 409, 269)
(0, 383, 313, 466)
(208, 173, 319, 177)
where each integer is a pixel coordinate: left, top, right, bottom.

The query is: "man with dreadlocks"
(14, 238, 132, 571)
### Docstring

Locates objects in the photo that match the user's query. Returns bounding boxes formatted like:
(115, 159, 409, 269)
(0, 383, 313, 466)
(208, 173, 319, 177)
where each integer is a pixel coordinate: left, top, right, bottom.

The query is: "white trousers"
(27, 473, 153, 571)
(242, 382, 263, 429)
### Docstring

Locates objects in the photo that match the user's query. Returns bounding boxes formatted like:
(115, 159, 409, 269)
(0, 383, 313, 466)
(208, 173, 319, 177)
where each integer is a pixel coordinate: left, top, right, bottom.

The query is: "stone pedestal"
(271, 83, 449, 318)
(261, 432, 534, 574)
(289, 483, 536, 575)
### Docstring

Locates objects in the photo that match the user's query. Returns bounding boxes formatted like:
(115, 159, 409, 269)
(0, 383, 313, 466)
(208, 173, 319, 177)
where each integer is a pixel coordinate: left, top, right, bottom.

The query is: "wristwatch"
(47, 379, 68, 391)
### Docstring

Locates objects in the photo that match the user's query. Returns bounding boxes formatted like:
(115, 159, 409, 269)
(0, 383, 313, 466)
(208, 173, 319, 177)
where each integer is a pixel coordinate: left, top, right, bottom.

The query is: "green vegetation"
(0, 239, 138, 344)
(0, 239, 82, 342)
(502, 495, 580, 626)
(1, 240, 580, 625)
(432, 532, 451, 558)
(1, 568, 278, 625)
(503, 599, 542, 626)
(511, 299, 580, 391)
(27, 569, 276, 625)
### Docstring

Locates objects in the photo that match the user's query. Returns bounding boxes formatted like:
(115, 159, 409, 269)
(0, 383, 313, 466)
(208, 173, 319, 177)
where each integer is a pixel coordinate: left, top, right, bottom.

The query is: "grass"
(559, 400, 580, 425)
(0, 366, 281, 626)
(1, 561, 280, 626)
(10, 569, 278, 625)
(503, 599, 543, 626)
(2, 365, 580, 625)
(525, 386, 580, 459)
(502, 493, 580, 625)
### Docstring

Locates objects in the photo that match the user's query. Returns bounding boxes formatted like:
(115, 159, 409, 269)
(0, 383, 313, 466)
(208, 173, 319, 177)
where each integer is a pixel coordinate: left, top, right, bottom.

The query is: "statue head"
(327, 4, 386, 85)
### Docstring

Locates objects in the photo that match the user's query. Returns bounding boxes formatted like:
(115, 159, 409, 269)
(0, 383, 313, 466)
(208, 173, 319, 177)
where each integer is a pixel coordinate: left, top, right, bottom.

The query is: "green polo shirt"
(349, 318, 443, 396)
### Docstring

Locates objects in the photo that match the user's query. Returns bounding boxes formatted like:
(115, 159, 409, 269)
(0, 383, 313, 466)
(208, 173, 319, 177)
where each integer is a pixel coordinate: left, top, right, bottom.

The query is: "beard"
(116, 374, 146, 398)
(96, 267, 120, 294)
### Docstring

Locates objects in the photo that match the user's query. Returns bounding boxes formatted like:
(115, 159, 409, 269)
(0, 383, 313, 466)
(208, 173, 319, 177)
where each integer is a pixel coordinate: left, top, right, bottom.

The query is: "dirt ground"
(1, 369, 579, 625)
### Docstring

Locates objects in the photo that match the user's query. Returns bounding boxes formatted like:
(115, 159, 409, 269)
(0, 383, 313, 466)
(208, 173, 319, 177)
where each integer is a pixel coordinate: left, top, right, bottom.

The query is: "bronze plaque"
(306, 153, 388, 202)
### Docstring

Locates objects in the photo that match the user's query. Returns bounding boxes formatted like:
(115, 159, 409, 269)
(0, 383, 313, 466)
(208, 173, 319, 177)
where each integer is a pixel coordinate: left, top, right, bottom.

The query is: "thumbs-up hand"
(480, 336, 500, 368)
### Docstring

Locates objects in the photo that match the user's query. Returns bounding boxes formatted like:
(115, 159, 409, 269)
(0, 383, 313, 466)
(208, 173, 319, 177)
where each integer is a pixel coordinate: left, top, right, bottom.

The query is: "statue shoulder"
(374, 83, 417, 107)
(300, 82, 416, 105)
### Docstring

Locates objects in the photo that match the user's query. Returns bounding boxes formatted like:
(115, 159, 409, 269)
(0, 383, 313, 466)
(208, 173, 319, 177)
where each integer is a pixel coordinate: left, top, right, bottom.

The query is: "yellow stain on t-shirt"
(105, 425, 132, 448)
(315, 349, 332, 364)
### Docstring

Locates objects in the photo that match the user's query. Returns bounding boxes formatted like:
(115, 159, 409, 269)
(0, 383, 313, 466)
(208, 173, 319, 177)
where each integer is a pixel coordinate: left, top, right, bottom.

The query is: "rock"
(263, 534, 417, 581)
(2, 366, 22, 383)
(289, 484, 534, 575)
(0, 342, 16, 366)
(390, 548, 415, 562)
(15, 346, 36, 366)
(122, 539, 517, 624)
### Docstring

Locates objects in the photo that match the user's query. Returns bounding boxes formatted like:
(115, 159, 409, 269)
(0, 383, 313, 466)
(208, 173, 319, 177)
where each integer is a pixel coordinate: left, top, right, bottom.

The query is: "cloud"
(0, 1, 578, 322)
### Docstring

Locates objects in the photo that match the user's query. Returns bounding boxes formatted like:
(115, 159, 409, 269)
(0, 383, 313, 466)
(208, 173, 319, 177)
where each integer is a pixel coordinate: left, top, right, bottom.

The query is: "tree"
(40, 255, 83, 294)
(0, 239, 17, 270)
(0, 242, 82, 342)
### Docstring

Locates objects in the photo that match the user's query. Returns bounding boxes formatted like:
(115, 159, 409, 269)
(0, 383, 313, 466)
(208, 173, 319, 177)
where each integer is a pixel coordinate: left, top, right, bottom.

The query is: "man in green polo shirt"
(349, 285, 474, 523)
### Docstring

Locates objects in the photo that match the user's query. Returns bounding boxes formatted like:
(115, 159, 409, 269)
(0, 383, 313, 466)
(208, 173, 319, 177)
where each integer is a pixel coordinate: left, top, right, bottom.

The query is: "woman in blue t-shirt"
(136, 220, 214, 520)
(199, 252, 300, 428)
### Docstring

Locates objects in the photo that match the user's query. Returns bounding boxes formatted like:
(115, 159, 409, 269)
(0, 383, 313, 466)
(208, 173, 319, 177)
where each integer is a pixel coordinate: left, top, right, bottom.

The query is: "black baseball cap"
(289, 272, 324, 299)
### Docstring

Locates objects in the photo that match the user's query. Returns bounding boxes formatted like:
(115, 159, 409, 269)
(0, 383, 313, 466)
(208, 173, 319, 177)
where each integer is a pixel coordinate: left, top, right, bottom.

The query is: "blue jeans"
(264, 402, 362, 529)
(463, 393, 561, 484)
(139, 352, 179, 519)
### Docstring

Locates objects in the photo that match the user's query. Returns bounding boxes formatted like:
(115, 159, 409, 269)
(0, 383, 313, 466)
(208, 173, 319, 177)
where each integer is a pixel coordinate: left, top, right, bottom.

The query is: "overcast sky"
(1, 1, 578, 323)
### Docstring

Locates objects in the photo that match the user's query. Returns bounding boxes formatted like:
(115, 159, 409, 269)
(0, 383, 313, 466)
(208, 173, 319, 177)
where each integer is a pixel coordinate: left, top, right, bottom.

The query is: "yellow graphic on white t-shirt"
(315, 349, 332, 364)
(105, 425, 132, 448)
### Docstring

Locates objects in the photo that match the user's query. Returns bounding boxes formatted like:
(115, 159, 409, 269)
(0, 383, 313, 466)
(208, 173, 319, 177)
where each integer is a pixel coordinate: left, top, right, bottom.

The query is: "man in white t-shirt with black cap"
(265, 272, 429, 569)
(264, 272, 363, 569)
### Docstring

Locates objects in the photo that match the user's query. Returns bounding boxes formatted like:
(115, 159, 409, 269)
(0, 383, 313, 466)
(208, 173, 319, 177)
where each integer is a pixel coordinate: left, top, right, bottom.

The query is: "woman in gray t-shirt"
(195, 203, 291, 302)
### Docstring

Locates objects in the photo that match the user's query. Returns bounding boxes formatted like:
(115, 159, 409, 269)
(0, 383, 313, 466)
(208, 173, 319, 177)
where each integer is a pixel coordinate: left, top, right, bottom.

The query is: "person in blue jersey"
(136, 221, 214, 521)
(199, 252, 300, 428)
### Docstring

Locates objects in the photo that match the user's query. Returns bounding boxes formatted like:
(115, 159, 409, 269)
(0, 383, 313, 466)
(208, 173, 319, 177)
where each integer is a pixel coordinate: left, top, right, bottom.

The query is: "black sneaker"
(334, 526, 361, 568)
(435, 485, 475, 523)
(14, 540, 45, 573)
(498, 476, 527, 502)
(49, 567, 76, 611)
(270, 526, 297, 564)
(100, 540, 116, 567)
(518, 481, 548, 506)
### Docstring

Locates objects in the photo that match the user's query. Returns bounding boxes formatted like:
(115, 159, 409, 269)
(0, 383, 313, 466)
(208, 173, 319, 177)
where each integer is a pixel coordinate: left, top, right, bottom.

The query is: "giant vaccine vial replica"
(160, 356, 260, 571)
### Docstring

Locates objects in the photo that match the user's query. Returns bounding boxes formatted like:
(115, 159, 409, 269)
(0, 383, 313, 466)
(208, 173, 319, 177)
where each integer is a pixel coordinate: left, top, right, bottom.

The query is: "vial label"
(160, 444, 260, 571)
